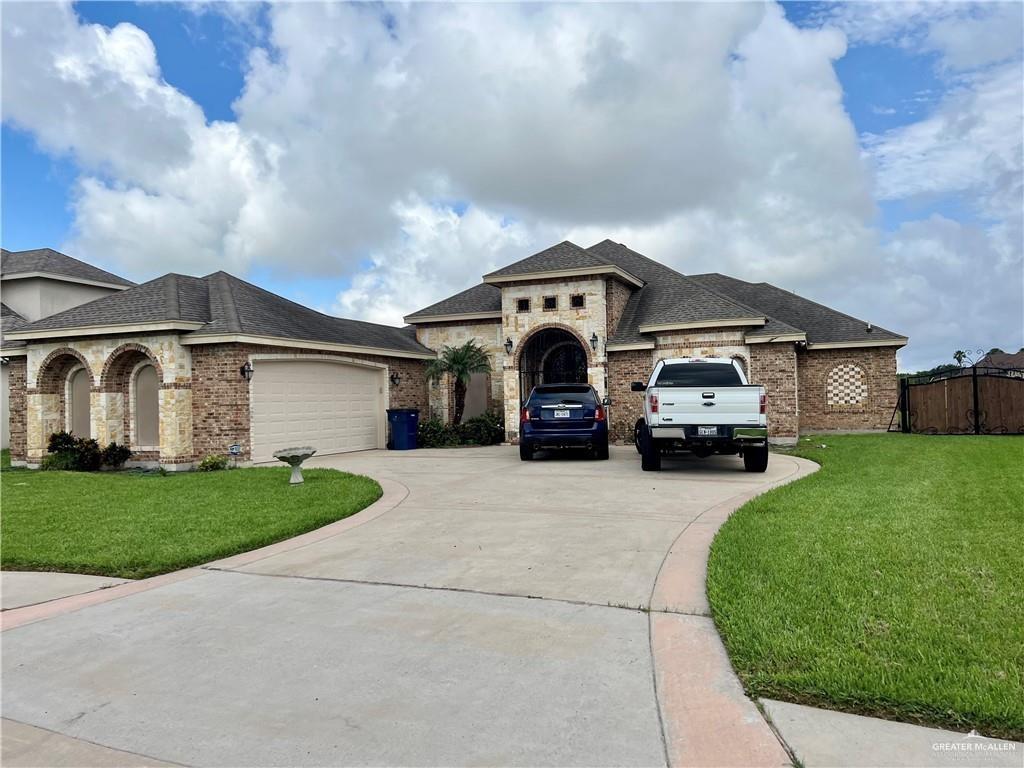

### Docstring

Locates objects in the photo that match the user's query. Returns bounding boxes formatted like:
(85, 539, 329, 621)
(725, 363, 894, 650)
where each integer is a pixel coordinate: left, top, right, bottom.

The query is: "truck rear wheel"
(633, 419, 644, 454)
(743, 445, 768, 473)
(640, 423, 661, 471)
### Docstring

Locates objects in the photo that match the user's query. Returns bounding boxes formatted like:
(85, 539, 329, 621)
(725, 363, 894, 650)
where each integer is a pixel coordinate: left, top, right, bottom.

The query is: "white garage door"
(251, 360, 382, 463)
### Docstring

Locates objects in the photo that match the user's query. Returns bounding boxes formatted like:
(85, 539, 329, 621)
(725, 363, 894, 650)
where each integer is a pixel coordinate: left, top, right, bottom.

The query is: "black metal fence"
(890, 366, 1024, 435)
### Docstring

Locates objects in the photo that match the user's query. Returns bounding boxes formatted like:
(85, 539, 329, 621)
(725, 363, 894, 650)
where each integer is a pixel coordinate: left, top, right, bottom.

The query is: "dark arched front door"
(518, 328, 588, 401)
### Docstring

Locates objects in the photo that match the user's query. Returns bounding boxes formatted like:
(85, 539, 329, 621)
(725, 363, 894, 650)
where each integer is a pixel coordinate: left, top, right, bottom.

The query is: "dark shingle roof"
(1, 303, 27, 347)
(405, 283, 501, 321)
(10, 272, 433, 356)
(410, 238, 906, 347)
(1, 248, 134, 287)
(688, 274, 905, 345)
(484, 241, 614, 278)
(977, 350, 1024, 370)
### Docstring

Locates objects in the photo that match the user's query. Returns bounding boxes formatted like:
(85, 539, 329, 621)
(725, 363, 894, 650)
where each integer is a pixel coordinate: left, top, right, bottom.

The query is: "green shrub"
(456, 411, 505, 445)
(101, 442, 132, 469)
(47, 431, 77, 454)
(417, 418, 457, 448)
(42, 434, 102, 471)
(197, 454, 230, 472)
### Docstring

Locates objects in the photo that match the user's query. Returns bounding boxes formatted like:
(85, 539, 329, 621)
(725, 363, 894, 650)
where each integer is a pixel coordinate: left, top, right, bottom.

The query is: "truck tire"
(743, 445, 769, 473)
(640, 423, 661, 471)
(634, 419, 644, 454)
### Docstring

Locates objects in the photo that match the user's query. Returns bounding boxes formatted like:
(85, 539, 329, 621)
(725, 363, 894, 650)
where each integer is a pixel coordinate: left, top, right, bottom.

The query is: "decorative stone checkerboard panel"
(826, 364, 868, 405)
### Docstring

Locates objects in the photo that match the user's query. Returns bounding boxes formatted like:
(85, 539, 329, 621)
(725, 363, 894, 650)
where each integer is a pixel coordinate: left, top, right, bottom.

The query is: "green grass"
(1, 466, 381, 579)
(1, 448, 10, 469)
(707, 434, 1024, 740)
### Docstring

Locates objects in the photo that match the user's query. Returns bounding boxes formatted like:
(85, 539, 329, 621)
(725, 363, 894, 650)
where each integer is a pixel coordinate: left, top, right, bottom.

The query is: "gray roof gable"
(405, 283, 501, 321)
(688, 274, 905, 345)
(10, 271, 432, 356)
(1, 248, 134, 287)
(484, 241, 612, 278)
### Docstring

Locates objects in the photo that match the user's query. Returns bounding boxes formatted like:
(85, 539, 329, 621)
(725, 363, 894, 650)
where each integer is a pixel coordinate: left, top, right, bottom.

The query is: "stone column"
(92, 391, 125, 446)
(159, 386, 193, 469)
(503, 365, 520, 443)
(26, 393, 60, 462)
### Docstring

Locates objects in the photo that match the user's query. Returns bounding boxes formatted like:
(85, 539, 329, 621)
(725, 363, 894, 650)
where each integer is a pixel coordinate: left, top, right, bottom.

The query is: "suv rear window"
(529, 385, 596, 405)
(655, 363, 742, 387)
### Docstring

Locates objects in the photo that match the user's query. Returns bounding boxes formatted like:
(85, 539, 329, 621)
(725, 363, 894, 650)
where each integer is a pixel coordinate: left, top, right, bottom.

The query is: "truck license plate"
(554, 410, 570, 418)
(697, 426, 717, 436)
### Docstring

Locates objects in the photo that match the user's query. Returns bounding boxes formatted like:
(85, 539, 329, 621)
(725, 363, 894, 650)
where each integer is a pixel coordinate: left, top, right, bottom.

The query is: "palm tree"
(425, 340, 492, 425)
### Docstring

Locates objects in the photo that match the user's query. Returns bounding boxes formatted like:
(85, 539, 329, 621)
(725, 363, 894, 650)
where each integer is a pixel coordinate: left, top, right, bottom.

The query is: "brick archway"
(35, 347, 95, 392)
(100, 343, 163, 390)
(513, 322, 595, 369)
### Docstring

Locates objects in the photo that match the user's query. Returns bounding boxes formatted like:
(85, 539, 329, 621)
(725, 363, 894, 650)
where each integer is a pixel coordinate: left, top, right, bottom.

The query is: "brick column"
(748, 343, 799, 443)
(607, 350, 653, 444)
(7, 357, 27, 464)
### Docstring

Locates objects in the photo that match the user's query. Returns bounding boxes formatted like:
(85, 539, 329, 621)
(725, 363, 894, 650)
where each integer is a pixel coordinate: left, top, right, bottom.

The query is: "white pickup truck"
(631, 357, 769, 473)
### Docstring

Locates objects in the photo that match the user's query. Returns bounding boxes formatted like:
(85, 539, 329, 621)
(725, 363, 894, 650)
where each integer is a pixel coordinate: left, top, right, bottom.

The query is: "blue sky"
(2, 2, 1021, 369)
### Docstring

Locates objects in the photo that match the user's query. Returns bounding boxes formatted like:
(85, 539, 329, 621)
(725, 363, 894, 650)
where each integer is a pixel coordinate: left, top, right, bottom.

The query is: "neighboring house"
(405, 239, 907, 445)
(2, 239, 907, 470)
(1, 248, 134, 449)
(976, 350, 1024, 371)
(2, 269, 432, 469)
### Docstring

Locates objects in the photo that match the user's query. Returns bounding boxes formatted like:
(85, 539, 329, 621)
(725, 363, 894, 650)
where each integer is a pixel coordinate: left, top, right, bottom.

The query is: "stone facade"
(500, 277, 609, 441)
(606, 279, 632, 338)
(415, 320, 503, 423)
(12, 335, 428, 469)
(797, 347, 898, 431)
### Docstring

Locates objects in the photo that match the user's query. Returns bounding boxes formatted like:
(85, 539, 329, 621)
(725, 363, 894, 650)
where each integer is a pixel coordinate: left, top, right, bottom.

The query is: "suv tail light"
(521, 406, 530, 424)
(759, 392, 767, 414)
(594, 404, 605, 422)
(650, 393, 659, 414)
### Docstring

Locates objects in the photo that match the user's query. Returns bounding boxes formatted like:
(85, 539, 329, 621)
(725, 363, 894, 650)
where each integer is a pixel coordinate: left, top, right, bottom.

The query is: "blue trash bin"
(387, 408, 420, 450)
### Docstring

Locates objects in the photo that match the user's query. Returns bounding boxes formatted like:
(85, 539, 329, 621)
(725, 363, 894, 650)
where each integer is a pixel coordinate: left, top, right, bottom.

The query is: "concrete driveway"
(2, 446, 813, 767)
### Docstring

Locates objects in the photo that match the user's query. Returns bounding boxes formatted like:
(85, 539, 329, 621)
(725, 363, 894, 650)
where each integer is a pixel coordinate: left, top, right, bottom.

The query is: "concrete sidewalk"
(1, 572, 129, 611)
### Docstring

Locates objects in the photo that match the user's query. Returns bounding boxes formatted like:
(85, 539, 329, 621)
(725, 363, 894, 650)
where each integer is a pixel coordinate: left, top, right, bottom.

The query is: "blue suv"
(519, 384, 609, 461)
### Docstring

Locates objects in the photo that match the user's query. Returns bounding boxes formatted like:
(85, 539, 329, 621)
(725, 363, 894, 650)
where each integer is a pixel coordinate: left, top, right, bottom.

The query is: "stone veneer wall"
(7, 357, 27, 463)
(24, 334, 193, 465)
(797, 346, 899, 431)
(190, 342, 429, 462)
(415, 320, 503, 423)
(607, 350, 651, 444)
(748, 343, 799, 441)
(501, 277, 608, 442)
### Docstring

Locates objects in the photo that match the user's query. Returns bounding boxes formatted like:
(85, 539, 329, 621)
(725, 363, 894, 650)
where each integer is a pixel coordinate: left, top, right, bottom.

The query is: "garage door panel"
(251, 360, 382, 463)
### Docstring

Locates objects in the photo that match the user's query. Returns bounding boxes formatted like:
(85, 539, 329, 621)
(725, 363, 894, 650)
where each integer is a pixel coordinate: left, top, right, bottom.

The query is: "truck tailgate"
(652, 387, 762, 426)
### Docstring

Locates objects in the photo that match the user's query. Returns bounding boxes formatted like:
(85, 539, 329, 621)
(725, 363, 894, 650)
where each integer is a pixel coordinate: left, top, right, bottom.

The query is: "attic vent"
(516, 298, 531, 313)
(543, 296, 557, 311)
(570, 293, 585, 309)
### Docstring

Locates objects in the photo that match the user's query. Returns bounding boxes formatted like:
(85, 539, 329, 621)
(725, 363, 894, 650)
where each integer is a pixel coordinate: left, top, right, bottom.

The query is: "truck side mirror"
(630, 382, 646, 392)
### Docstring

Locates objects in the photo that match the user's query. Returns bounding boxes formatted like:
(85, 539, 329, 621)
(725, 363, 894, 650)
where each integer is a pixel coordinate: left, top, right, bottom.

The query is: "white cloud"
(2, 1, 1021, 370)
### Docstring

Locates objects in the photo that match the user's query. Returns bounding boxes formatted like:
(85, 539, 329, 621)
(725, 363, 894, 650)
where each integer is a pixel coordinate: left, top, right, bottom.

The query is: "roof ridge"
(753, 279, 900, 337)
(213, 272, 242, 332)
(165, 274, 181, 320)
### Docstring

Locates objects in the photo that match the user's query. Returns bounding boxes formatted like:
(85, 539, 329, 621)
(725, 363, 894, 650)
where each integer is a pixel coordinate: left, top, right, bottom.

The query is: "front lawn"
(707, 434, 1024, 740)
(1, 466, 381, 579)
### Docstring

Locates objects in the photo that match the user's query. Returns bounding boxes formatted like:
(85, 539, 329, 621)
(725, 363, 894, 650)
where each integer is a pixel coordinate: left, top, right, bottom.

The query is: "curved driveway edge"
(0, 476, 409, 633)
(650, 454, 818, 767)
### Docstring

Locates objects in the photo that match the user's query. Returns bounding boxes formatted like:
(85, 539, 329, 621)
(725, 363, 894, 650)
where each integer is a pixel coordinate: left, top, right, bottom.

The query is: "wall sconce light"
(389, 372, 401, 387)
(504, 337, 514, 355)
(590, 332, 599, 352)
(239, 361, 254, 381)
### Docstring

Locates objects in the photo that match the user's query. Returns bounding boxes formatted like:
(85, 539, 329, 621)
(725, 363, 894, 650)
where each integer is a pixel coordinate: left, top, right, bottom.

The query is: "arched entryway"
(517, 327, 589, 400)
(101, 345, 163, 453)
(35, 348, 95, 441)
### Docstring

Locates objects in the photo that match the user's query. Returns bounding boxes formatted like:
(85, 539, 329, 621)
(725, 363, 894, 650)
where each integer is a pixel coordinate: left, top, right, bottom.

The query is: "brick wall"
(607, 350, 651, 444)
(8, 357, 26, 462)
(190, 343, 429, 461)
(748, 343, 798, 440)
(797, 346, 899, 431)
(605, 279, 633, 337)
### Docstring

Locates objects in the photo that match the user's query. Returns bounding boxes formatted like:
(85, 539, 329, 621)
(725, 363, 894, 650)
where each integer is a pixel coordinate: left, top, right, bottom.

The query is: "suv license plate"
(554, 410, 570, 418)
(697, 426, 717, 436)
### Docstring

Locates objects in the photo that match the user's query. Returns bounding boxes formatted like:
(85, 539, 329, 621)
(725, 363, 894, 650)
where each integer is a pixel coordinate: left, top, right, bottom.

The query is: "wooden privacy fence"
(890, 366, 1024, 435)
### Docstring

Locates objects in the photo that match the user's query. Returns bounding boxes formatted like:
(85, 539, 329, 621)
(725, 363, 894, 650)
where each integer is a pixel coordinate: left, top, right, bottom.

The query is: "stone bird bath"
(273, 447, 317, 485)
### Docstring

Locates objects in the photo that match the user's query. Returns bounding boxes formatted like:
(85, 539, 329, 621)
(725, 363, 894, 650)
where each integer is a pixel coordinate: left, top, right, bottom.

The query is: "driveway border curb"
(0, 477, 409, 633)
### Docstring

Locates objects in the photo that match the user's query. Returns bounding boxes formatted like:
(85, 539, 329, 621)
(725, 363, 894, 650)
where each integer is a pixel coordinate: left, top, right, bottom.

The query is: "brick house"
(405, 239, 907, 445)
(2, 239, 906, 470)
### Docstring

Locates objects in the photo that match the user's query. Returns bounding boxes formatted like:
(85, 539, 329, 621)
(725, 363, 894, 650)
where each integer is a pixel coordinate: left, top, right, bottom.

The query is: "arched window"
(826, 364, 867, 406)
(68, 367, 91, 437)
(134, 364, 160, 448)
